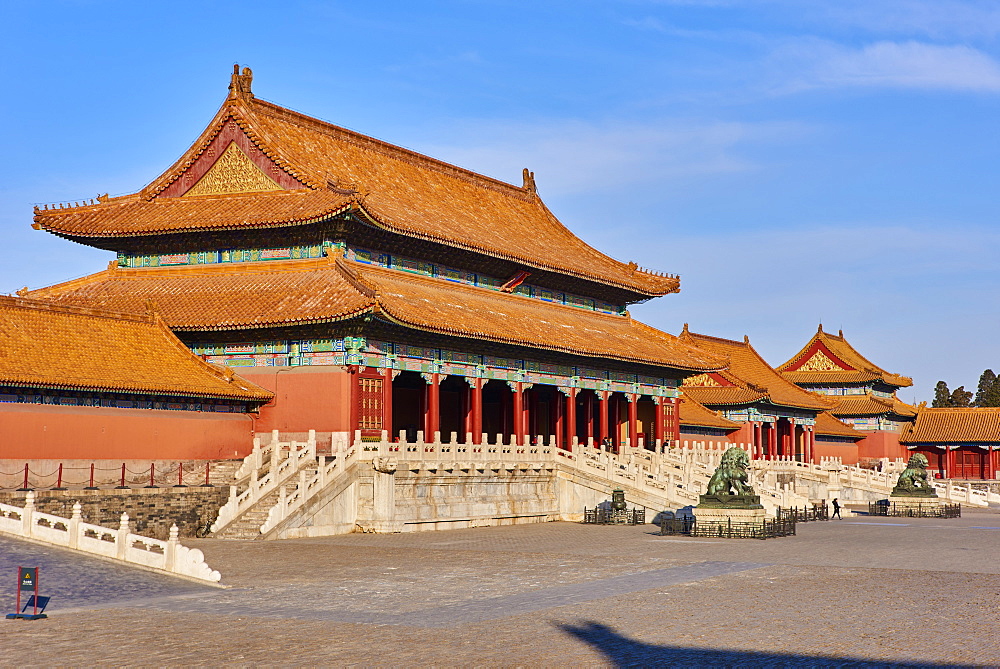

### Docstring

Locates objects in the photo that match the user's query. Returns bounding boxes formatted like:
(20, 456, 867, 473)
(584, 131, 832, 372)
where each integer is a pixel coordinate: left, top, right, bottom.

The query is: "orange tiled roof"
(777, 325, 912, 388)
(900, 407, 1000, 443)
(814, 411, 866, 439)
(679, 327, 834, 412)
(27, 258, 373, 331)
(0, 296, 271, 400)
(678, 393, 742, 430)
(27, 257, 725, 373)
(832, 395, 917, 418)
(348, 261, 723, 371)
(34, 190, 353, 237)
(32, 69, 678, 298)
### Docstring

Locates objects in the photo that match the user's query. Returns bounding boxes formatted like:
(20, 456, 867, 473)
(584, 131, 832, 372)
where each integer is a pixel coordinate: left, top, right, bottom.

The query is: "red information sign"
(6, 566, 46, 620)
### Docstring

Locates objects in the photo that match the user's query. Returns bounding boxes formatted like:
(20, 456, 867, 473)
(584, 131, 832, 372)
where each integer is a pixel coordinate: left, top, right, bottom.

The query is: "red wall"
(857, 430, 906, 461)
(239, 366, 353, 435)
(814, 440, 860, 465)
(0, 403, 255, 460)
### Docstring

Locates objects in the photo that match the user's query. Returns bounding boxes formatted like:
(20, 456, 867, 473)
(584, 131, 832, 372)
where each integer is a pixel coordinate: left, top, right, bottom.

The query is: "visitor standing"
(832, 498, 841, 519)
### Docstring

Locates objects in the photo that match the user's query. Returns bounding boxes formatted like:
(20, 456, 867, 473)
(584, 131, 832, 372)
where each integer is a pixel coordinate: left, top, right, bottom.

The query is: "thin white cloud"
(821, 0, 1000, 40)
(814, 41, 1000, 91)
(419, 118, 809, 196)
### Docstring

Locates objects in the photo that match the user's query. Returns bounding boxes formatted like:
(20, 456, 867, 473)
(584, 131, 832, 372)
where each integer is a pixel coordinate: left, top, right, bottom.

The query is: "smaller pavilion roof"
(777, 325, 912, 389)
(832, 395, 917, 419)
(813, 411, 866, 440)
(679, 327, 835, 412)
(677, 393, 742, 431)
(0, 296, 271, 401)
(901, 407, 1000, 444)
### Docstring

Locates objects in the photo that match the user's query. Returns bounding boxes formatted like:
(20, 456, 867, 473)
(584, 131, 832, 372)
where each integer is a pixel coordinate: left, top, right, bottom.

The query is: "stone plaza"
(2, 505, 999, 666)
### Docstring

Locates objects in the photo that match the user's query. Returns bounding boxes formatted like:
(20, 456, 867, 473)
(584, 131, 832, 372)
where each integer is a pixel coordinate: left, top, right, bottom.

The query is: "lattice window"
(661, 401, 678, 440)
(357, 376, 384, 431)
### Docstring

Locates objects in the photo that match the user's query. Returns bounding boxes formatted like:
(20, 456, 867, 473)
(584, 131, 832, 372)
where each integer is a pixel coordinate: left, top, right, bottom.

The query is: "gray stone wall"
(0, 487, 229, 539)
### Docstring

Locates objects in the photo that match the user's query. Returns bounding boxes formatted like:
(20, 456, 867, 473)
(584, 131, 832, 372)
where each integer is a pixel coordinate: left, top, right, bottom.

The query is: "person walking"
(831, 498, 841, 519)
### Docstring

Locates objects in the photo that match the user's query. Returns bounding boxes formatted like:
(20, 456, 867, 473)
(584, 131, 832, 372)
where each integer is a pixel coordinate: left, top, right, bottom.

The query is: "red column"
(611, 395, 621, 450)
(528, 387, 538, 443)
(512, 382, 524, 446)
(565, 388, 577, 450)
(554, 389, 565, 449)
(670, 397, 680, 444)
(627, 395, 638, 448)
(599, 392, 610, 447)
(585, 392, 594, 445)
(424, 373, 440, 439)
(654, 398, 664, 448)
(348, 367, 359, 439)
(383, 368, 394, 441)
(471, 378, 483, 445)
(945, 448, 956, 479)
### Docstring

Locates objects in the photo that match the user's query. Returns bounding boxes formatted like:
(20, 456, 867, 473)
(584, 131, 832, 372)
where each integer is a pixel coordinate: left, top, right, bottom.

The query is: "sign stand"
(6, 567, 47, 620)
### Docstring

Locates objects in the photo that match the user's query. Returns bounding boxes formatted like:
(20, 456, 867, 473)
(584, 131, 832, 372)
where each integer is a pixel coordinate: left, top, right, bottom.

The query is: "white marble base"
(694, 506, 769, 523)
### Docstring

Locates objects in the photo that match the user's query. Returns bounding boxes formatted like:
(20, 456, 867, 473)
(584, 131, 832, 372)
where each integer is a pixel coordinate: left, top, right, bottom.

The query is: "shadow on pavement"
(557, 620, 956, 668)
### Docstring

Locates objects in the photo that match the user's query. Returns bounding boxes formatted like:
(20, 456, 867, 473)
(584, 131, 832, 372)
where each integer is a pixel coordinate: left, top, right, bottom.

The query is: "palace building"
(0, 296, 271, 459)
(677, 327, 836, 461)
(777, 326, 917, 461)
(901, 407, 1000, 480)
(25, 66, 725, 456)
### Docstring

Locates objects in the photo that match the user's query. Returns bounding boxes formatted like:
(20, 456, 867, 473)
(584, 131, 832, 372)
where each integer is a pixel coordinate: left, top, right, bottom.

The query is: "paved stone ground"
(2, 506, 1000, 666)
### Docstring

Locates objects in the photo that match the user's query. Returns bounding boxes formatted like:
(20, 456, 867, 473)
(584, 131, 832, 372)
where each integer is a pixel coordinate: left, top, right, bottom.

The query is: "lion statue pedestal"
(695, 447, 767, 524)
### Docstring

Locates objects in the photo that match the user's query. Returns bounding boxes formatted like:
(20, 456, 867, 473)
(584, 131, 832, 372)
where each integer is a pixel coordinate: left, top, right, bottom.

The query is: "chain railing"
(0, 461, 218, 491)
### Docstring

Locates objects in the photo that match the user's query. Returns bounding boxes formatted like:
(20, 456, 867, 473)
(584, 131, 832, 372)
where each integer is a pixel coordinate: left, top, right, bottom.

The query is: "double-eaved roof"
(679, 327, 834, 412)
(32, 66, 678, 299)
(777, 325, 912, 388)
(0, 296, 271, 402)
(28, 254, 723, 373)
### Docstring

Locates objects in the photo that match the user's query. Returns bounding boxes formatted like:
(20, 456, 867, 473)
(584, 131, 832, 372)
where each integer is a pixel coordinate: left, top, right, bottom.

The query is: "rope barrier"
(0, 461, 216, 491)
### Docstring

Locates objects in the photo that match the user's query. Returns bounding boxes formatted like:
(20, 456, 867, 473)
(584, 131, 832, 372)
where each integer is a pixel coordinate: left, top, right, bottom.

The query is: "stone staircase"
(214, 483, 291, 540)
(208, 433, 320, 538)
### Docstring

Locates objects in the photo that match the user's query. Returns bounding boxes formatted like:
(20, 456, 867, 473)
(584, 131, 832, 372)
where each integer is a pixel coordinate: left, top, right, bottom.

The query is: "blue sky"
(2, 0, 999, 402)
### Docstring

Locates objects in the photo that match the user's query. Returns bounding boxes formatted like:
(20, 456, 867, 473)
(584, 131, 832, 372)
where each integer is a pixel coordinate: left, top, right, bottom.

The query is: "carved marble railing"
(933, 480, 996, 506)
(0, 492, 221, 583)
(211, 434, 318, 534)
(260, 447, 356, 535)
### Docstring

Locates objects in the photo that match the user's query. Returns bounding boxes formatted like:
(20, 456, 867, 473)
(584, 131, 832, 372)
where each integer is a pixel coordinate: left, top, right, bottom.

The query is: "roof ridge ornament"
(229, 64, 254, 101)
(522, 168, 536, 194)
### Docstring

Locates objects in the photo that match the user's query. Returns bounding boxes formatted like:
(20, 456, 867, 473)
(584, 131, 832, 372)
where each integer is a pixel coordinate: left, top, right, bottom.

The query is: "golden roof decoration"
(683, 373, 723, 387)
(778, 325, 912, 388)
(678, 329, 835, 412)
(183, 141, 282, 197)
(797, 349, 845, 372)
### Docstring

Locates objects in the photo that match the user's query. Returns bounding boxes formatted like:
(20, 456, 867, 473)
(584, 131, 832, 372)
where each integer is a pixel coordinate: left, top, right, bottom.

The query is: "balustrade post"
(69, 501, 82, 549)
(165, 524, 179, 571)
(22, 491, 35, 537)
(116, 513, 130, 560)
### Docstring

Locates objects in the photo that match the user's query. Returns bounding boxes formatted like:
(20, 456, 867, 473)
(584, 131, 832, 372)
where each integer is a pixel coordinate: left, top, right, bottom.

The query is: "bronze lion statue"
(706, 447, 755, 496)
(894, 453, 934, 494)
